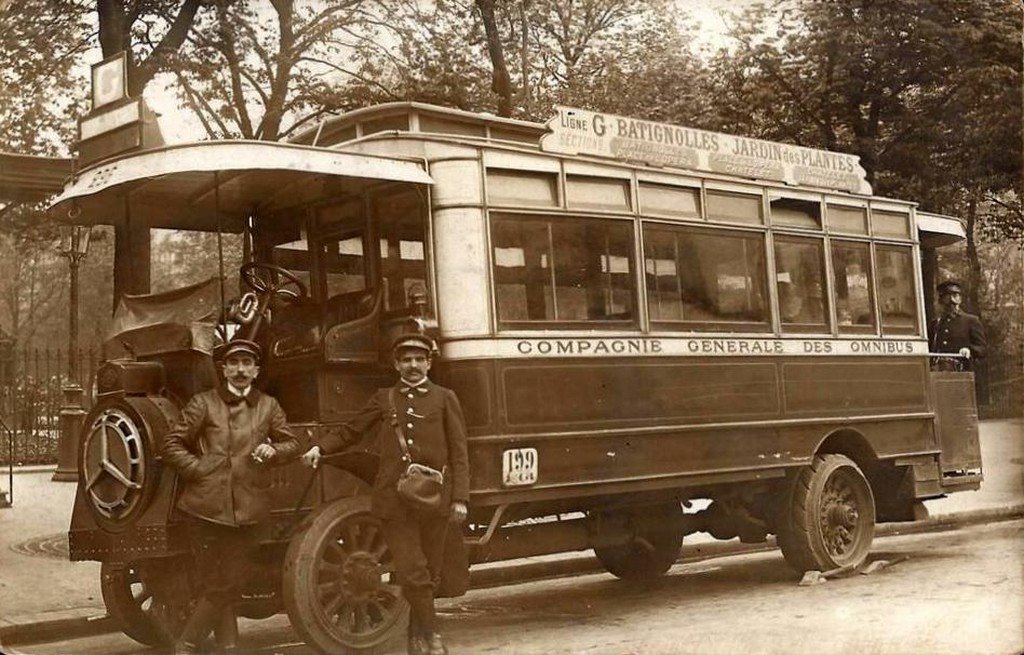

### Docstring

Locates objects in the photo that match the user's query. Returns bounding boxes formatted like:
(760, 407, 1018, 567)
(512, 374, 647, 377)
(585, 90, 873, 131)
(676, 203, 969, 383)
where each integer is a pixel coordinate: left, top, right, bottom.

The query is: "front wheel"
(100, 559, 192, 647)
(100, 562, 167, 646)
(282, 497, 407, 655)
(776, 454, 876, 573)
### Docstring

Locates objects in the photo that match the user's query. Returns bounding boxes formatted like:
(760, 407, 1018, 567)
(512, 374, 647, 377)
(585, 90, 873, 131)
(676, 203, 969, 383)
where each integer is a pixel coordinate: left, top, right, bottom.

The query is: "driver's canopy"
(49, 140, 435, 363)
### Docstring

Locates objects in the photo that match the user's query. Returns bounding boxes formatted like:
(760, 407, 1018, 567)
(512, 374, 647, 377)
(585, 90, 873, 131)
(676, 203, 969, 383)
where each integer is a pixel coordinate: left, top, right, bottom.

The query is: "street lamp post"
(52, 225, 91, 482)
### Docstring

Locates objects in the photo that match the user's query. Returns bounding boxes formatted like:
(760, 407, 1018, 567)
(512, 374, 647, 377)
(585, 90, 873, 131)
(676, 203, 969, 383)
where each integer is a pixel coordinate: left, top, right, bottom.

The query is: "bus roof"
(294, 103, 872, 196)
(49, 140, 433, 231)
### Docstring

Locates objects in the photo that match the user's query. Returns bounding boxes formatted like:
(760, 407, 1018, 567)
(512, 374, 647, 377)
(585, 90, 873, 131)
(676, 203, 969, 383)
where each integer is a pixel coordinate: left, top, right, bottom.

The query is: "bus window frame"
(479, 149, 925, 341)
(367, 183, 437, 320)
(825, 198, 870, 236)
(767, 189, 824, 231)
(704, 181, 766, 227)
(869, 205, 914, 240)
(829, 236, 878, 335)
(316, 221, 372, 304)
(873, 240, 921, 337)
(252, 208, 318, 301)
(770, 231, 832, 335)
(489, 209, 641, 331)
(637, 180, 703, 222)
(641, 219, 772, 334)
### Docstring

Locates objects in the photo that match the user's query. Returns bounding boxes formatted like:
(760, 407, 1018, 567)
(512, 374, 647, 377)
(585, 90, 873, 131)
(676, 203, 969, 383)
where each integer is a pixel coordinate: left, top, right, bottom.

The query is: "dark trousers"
(381, 513, 449, 637)
(180, 516, 259, 644)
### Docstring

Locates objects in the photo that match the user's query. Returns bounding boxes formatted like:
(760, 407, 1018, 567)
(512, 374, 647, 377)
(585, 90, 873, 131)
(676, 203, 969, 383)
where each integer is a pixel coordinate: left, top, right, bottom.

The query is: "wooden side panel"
(931, 371, 982, 473)
(501, 362, 779, 427)
(782, 360, 929, 414)
(435, 356, 937, 506)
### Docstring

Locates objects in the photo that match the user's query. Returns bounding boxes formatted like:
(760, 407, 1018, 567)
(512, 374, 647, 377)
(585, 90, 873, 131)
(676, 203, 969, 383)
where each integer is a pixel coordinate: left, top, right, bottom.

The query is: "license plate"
(502, 448, 538, 487)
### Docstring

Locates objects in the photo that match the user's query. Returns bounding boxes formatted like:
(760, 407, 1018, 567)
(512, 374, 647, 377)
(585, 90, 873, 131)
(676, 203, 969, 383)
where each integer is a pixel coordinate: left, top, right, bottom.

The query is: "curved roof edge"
(917, 211, 966, 247)
(50, 139, 432, 208)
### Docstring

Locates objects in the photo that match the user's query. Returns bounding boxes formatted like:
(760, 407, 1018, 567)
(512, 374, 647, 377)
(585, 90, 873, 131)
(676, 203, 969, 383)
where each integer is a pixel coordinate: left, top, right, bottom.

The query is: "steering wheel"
(240, 262, 308, 301)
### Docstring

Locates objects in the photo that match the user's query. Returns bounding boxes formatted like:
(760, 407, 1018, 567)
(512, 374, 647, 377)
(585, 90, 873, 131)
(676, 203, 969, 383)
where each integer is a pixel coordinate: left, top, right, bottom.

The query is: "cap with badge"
(391, 333, 436, 355)
(937, 279, 963, 296)
(215, 339, 262, 362)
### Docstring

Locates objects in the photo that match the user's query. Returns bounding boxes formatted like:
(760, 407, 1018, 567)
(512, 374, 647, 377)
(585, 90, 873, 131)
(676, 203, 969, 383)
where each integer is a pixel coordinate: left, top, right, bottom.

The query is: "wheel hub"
(827, 504, 858, 527)
(340, 551, 383, 602)
(821, 473, 864, 557)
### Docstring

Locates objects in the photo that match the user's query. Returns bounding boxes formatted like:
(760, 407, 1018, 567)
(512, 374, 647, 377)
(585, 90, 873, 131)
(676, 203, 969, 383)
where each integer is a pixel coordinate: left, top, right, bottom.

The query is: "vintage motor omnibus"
(54, 102, 981, 653)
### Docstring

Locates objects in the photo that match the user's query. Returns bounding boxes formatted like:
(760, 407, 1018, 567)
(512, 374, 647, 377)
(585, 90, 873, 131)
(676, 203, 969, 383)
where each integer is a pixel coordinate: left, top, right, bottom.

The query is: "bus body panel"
(432, 356, 942, 508)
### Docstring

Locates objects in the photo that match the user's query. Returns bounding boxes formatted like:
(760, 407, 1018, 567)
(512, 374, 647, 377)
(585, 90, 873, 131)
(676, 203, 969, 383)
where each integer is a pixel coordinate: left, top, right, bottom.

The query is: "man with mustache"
(302, 333, 469, 655)
(929, 279, 986, 371)
(163, 339, 300, 653)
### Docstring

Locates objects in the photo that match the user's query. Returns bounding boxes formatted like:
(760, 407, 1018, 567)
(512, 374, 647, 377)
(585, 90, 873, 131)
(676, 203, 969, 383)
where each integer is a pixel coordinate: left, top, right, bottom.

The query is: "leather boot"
(175, 599, 219, 654)
(213, 607, 239, 652)
(426, 632, 449, 655)
(407, 633, 429, 655)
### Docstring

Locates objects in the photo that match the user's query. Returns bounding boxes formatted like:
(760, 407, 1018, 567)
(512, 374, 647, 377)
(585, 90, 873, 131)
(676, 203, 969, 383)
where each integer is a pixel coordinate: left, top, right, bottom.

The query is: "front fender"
(322, 448, 379, 487)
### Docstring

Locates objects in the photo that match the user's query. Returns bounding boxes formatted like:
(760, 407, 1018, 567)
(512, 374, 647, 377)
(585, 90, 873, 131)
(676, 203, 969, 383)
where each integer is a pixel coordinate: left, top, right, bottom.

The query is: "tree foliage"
(341, 0, 706, 123)
(167, 0, 370, 140)
(0, 0, 91, 155)
(707, 0, 1021, 216)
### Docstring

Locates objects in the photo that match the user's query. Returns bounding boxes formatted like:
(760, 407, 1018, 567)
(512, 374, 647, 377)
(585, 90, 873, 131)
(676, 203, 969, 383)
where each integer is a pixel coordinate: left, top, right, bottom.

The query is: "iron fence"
(0, 347, 99, 466)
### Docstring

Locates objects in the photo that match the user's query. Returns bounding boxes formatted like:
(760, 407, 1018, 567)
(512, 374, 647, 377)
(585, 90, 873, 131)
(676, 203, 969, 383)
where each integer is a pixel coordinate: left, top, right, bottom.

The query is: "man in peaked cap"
(302, 333, 469, 655)
(929, 280, 986, 371)
(164, 339, 300, 653)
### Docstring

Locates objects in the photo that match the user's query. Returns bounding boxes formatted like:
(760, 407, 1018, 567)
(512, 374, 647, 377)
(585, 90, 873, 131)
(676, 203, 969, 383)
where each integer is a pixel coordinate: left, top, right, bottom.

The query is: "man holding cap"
(163, 339, 300, 653)
(302, 333, 469, 655)
(929, 280, 987, 370)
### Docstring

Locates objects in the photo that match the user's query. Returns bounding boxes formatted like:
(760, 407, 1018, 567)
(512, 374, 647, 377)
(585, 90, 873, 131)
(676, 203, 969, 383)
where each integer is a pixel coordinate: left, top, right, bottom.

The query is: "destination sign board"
(540, 107, 872, 195)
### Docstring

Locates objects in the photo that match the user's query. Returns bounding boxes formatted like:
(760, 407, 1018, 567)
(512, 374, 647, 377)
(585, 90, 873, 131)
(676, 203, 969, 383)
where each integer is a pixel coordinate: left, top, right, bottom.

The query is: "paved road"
(14, 519, 1024, 655)
(2, 418, 1020, 634)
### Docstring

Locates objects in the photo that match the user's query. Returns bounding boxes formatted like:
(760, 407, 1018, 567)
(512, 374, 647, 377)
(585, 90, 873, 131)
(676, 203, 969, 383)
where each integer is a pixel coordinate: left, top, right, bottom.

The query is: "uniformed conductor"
(929, 279, 987, 370)
(302, 333, 470, 655)
(163, 339, 300, 653)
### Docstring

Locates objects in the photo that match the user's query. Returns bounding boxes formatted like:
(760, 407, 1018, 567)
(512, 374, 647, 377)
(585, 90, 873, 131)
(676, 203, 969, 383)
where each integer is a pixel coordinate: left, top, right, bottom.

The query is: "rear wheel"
(282, 497, 407, 654)
(592, 501, 684, 581)
(776, 454, 876, 573)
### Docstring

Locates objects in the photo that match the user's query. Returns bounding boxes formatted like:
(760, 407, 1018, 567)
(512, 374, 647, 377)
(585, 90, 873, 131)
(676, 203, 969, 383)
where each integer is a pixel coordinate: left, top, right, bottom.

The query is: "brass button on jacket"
(319, 380, 470, 519)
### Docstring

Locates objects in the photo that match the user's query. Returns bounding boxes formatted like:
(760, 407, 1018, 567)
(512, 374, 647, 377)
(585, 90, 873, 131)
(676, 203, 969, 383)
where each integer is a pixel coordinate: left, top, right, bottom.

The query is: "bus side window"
(373, 190, 433, 317)
(774, 236, 829, 333)
(491, 214, 636, 325)
(642, 224, 770, 331)
(875, 245, 919, 335)
(831, 240, 876, 333)
(321, 232, 373, 323)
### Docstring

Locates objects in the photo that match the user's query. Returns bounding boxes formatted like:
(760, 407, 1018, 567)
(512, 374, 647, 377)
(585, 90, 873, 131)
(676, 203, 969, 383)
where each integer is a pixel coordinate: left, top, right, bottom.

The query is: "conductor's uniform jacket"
(318, 379, 470, 519)
(163, 386, 300, 526)
(929, 310, 987, 369)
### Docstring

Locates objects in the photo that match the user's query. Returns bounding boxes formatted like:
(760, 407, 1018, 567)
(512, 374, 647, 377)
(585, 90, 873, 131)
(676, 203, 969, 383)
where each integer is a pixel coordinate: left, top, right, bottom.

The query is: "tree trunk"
(97, 0, 201, 97)
(476, 0, 514, 117)
(964, 191, 989, 405)
(519, 0, 531, 117)
(965, 193, 982, 315)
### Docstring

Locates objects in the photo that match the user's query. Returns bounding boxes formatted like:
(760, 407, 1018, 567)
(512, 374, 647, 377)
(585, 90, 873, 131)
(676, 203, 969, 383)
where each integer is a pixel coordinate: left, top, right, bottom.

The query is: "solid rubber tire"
(100, 561, 169, 647)
(776, 454, 876, 573)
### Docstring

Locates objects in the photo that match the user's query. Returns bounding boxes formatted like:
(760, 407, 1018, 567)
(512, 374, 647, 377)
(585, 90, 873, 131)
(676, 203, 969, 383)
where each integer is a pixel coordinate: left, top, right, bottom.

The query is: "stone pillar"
(52, 384, 85, 482)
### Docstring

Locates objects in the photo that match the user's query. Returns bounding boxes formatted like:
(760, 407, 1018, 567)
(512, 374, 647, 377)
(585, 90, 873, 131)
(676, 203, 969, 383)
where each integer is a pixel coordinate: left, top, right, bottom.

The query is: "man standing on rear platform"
(163, 339, 300, 653)
(929, 279, 986, 371)
(302, 333, 470, 655)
